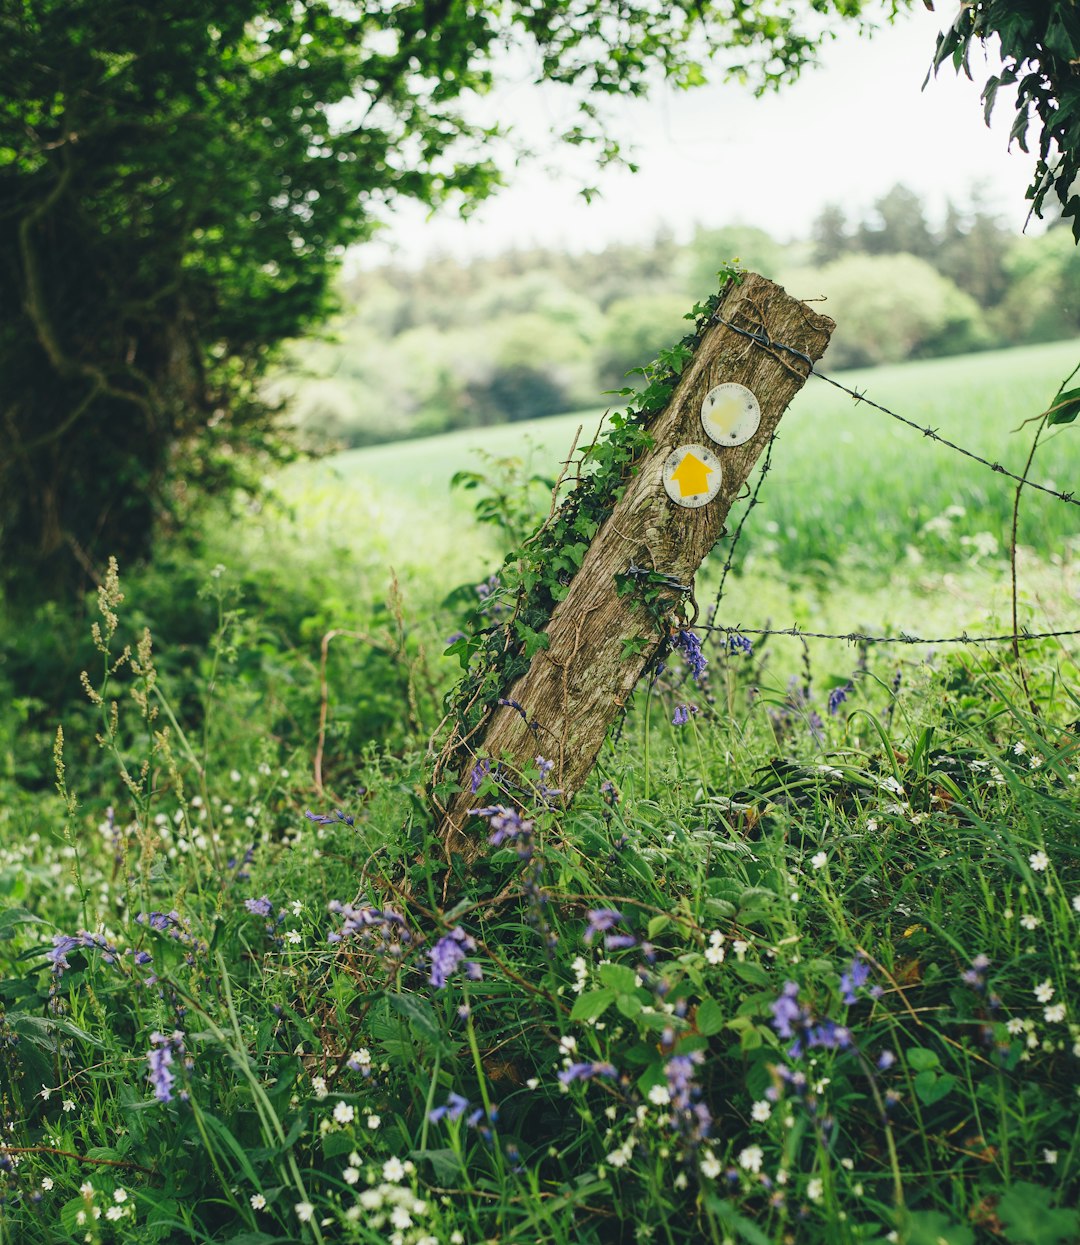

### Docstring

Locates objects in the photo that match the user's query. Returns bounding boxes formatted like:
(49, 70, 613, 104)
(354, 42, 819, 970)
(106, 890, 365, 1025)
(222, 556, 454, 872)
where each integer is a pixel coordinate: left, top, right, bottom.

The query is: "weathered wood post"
(437, 273, 833, 855)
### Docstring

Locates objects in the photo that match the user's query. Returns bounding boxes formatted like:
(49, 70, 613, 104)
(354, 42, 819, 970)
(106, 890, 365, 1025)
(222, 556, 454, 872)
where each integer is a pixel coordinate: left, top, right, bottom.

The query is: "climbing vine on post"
(432, 272, 833, 857)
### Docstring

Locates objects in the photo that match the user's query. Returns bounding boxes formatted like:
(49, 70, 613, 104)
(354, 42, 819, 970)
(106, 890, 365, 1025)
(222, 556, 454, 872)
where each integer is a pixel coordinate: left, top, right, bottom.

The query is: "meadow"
(0, 337, 1079, 1245)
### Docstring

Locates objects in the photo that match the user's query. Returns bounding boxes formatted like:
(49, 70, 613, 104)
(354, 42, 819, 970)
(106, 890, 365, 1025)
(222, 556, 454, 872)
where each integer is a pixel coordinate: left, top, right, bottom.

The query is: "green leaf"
(1047, 386, 1080, 426)
(705, 1195, 772, 1245)
(732, 961, 771, 987)
(695, 997, 726, 1036)
(905, 1046, 940, 1071)
(0, 907, 47, 939)
(998, 1181, 1080, 1245)
(414, 1147, 464, 1184)
(598, 963, 639, 993)
(903, 1210, 975, 1245)
(570, 988, 616, 1022)
(646, 915, 670, 939)
(913, 1069, 956, 1106)
(387, 992, 441, 1043)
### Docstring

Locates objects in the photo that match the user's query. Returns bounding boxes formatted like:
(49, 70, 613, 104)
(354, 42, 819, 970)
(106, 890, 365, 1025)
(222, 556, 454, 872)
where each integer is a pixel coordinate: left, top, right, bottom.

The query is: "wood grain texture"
(441, 274, 833, 852)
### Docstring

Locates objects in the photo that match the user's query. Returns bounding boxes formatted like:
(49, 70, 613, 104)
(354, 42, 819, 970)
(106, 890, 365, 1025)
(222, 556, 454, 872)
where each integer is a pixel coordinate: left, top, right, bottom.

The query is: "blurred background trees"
(283, 182, 1078, 447)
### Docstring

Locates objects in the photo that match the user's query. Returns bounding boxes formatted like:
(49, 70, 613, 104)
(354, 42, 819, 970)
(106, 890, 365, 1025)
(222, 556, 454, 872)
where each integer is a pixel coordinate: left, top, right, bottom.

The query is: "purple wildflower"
(770, 982, 803, 1040)
(584, 909, 623, 944)
(428, 927, 480, 989)
(961, 953, 991, 990)
(672, 704, 698, 726)
(557, 1061, 617, 1085)
(147, 1030, 186, 1103)
(839, 955, 871, 1005)
(675, 630, 708, 682)
(877, 1049, 897, 1071)
(664, 1050, 711, 1141)
(469, 760, 491, 793)
(605, 932, 638, 950)
(728, 632, 754, 656)
(244, 896, 273, 918)
(828, 683, 853, 715)
(327, 900, 410, 961)
(304, 809, 355, 827)
(428, 1091, 470, 1123)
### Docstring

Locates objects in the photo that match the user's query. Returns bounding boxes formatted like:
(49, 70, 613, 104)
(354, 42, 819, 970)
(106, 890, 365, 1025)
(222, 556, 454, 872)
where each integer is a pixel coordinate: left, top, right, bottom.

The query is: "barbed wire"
(713, 317, 1080, 509)
(698, 623, 1080, 647)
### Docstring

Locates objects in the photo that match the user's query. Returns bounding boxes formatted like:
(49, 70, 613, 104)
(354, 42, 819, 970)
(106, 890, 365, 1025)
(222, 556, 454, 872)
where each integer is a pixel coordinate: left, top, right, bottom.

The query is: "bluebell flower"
(675, 630, 708, 682)
(672, 704, 698, 726)
(583, 909, 624, 944)
(839, 955, 870, 1004)
(469, 759, 491, 793)
(428, 1091, 470, 1123)
(428, 927, 480, 989)
(828, 683, 853, 715)
(558, 1061, 617, 1085)
(244, 897, 273, 918)
(304, 809, 355, 827)
(728, 632, 754, 657)
(146, 1030, 186, 1104)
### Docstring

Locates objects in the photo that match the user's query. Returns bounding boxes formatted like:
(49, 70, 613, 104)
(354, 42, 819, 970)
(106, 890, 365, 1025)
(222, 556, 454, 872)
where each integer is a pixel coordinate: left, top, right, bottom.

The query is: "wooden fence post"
(437, 273, 833, 854)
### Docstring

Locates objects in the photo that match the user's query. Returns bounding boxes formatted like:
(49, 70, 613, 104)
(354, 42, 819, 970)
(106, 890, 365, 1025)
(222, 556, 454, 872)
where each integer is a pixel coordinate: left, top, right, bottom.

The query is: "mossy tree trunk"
(439, 273, 833, 854)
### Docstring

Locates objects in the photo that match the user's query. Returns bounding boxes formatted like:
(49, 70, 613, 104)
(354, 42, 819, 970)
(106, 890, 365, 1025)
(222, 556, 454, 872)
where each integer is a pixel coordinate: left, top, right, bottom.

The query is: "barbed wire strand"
(700, 623, 1080, 647)
(713, 317, 1080, 509)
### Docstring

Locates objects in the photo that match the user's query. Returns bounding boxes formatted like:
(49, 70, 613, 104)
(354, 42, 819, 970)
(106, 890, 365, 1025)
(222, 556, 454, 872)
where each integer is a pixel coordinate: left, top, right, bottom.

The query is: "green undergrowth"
(0, 559, 1078, 1245)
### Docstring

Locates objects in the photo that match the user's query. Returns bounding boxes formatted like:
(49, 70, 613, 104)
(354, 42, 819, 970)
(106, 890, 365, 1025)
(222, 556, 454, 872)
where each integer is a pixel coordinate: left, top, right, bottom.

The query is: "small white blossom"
(41, 1178, 53, 1191)
(343, 1167, 360, 1185)
(1020, 914, 1041, 931)
(250, 1194, 266, 1210)
(285, 929, 302, 944)
(1045, 1003, 1067, 1023)
(1013, 741, 1027, 755)
(700, 1151, 722, 1179)
(811, 851, 828, 870)
(1035, 979, 1056, 1004)
(1072, 895, 1080, 914)
(1044, 1149, 1059, 1166)
(1006, 1017, 1026, 1035)
(732, 939, 749, 960)
(738, 1145, 763, 1173)
(751, 1100, 772, 1123)
(382, 1157, 406, 1183)
(367, 1114, 381, 1130)
(79, 1182, 94, 1197)
(390, 1207, 413, 1230)
(647, 1084, 671, 1106)
(311, 1075, 328, 1100)
(333, 1101, 355, 1125)
(105, 1206, 124, 1222)
(807, 1177, 824, 1202)
(1029, 850, 1050, 872)
(63, 1100, 76, 1113)
(113, 1189, 127, 1203)
(295, 1201, 314, 1223)
(559, 1035, 577, 1055)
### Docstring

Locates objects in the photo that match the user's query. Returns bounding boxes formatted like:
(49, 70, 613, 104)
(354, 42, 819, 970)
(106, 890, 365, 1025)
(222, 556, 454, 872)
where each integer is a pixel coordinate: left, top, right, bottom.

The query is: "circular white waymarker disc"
(662, 444, 723, 509)
(700, 383, 761, 447)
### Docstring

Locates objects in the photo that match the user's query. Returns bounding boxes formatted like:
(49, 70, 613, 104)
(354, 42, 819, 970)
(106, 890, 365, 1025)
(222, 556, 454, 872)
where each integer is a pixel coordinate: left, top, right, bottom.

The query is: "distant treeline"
(279, 184, 1080, 447)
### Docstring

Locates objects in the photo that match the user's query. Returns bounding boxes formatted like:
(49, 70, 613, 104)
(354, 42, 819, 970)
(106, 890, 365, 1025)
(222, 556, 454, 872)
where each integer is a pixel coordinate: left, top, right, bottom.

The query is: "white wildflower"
(807, 1177, 824, 1202)
(250, 1194, 266, 1210)
(751, 1100, 772, 1123)
(1035, 979, 1055, 1004)
(333, 1101, 354, 1125)
(382, 1157, 406, 1183)
(738, 1145, 763, 1173)
(1029, 850, 1050, 872)
(811, 851, 827, 870)
(295, 1201, 314, 1222)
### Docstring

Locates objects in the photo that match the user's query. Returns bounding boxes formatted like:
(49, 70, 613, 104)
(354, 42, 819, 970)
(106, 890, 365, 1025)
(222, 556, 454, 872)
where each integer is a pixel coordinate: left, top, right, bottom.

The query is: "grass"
(1, 341, 1079, 1244)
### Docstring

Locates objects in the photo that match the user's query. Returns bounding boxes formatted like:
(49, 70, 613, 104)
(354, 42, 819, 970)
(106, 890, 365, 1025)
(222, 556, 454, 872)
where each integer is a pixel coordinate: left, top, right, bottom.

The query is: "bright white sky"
(359, 5, 1038, 266)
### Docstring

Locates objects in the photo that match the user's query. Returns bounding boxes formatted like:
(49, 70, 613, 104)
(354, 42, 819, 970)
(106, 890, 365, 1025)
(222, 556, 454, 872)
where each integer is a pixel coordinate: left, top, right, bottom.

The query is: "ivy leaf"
(1047, 386, 1080, 426)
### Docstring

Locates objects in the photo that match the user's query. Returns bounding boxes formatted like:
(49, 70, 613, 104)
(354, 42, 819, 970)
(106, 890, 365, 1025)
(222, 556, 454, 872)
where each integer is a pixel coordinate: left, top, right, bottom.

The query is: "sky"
(359, 6, 1039, 267)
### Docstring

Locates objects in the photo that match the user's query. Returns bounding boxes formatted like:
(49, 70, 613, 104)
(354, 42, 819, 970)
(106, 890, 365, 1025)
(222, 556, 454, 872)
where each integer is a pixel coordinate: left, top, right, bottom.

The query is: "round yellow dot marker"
(662, 444, 723, 508)
(701, 383, 760, 447)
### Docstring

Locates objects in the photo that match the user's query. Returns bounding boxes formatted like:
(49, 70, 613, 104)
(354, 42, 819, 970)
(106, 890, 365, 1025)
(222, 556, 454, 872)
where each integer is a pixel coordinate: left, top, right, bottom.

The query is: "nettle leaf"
(998, 1181, 1080, 1245)
(598, 963, 640, 994)
(1047, 386, 1080, 426)
(570, 988, 617, 1022)
(695, 997, 726, 1036)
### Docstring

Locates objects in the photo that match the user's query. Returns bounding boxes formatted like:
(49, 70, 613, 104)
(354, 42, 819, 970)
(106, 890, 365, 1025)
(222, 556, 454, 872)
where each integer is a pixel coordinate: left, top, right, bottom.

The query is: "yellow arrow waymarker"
(671, 452, 713, 497)
(662, 443, 723, 509)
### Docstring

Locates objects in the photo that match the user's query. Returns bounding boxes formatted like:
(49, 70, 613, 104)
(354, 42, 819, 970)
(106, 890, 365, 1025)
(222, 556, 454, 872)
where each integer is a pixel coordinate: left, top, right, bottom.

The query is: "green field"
(278, 337, 1080, 652)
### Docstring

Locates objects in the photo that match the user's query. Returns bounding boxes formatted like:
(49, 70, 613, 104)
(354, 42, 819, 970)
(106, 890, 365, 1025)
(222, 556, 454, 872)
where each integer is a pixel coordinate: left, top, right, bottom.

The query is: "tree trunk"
(439, 273, 834, 854)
